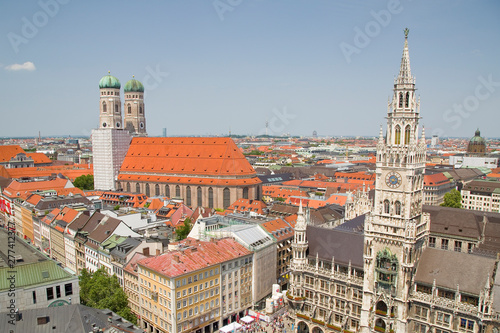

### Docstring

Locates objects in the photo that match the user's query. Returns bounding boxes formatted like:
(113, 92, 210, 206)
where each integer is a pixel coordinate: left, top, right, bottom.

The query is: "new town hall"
(287, 31, 500, 333)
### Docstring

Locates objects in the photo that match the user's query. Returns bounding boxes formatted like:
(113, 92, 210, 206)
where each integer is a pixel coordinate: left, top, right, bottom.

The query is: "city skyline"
(1, 0, 499, 138)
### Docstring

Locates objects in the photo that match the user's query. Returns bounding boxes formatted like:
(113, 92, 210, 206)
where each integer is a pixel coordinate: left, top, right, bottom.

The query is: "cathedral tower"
(123, 76, 147, 136)
(99, 72, 123, 129)
(360, 29, 428, 333)
(93, 72, 132, 191)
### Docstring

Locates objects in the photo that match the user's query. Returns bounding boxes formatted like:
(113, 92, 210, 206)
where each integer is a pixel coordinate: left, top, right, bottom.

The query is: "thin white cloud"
(5, 62, 36, 71)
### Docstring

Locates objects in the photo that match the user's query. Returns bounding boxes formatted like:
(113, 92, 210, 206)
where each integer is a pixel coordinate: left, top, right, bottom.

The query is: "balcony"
(412, 291, 479, 316)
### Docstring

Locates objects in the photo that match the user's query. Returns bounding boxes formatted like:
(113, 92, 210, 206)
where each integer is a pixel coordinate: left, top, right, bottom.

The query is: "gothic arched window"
(165, 185, 170, 198)
(136, 183, 140, 193)
(175, 185, 180, 198)
(243, 187, 249, 200)
(115, 104, 119, 113)
(145, 183, 150, 197)
(399, 92, 403, 108)
(127, 104, 131, 114)
(197, 187, 202, 207)
(223, 188, 230, 209)
(405, 92, 410, 108)
(404, 125, 411, 144)
(155, 184, 160, 196)
(384, 200, 390, 214)
(139, 106, 143, 114)
(208, 187, 214, 208)
(186, 186, 191, 206)
(395, 201, 401, 215)
(102, 102, 107, 113)
(394, 126, 401, 145)
(126, 182, 130, 192)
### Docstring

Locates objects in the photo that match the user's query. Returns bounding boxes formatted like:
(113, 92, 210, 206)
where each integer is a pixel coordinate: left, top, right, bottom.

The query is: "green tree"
(79, 267, 137, 324)
(440, 189, 462, 208)
(175, 217, 192, 240)
(73, 174, 94, 190)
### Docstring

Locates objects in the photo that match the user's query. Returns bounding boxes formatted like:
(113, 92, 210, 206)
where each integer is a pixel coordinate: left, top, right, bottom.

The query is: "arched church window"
(394, 126, 401, 145)
(115, 104, 119, 113)
(404, 125, 411, 144)
(399, 92, 403, 108)
(376, 301, 388, 315)
(405, 92, 410, 108)
(128, 104, 131, 114)
(145, 183, 150, 197)
(126, 182, 130, 192)
(384, 200, 390, 214)
(136, 183, 140, 193)
(197, 186, 202, 207)
(102, 102, 107, 113)
(395, 201, 401, 215)
(165, 185, 170, 197)
(223, 188, 230, 209)
(186, 186, 191, 206)
(155, 184, 160, 196)
(175, 185, 180, 197)
(139, 106, 143, 114)
(208, 187, 214, 208)
(243, 187, 249, 199)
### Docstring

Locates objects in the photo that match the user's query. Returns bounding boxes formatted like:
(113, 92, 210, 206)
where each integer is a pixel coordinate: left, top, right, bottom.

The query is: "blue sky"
(1, 0, 499, 138)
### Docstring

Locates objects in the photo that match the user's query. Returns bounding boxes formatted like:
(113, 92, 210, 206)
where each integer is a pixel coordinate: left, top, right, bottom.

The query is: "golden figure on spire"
(404, 27, 409, 38)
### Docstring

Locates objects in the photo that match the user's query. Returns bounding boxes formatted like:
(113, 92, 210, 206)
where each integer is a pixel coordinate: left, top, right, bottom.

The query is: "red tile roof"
(261, 218, 294, 242)
(55, 207, 80, 224)
(119, 137, 261, 184)
(138, 238, 251, 278)
(0, 164, 92, 181)
(262, 185, 308, 199)
(26, 194, 43, 206)
(124, 252, 149, 276)
(100, 191, 147, 208)
(226, 198, 267, 215)
(0, 145, 25, 163)
(424, 173, 452, 186)
(2, 178, 72, 199)
(26, 152, 52, 165)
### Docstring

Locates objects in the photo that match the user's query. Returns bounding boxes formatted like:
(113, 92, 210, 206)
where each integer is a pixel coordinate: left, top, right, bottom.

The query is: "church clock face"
(386, 171, 402, 188)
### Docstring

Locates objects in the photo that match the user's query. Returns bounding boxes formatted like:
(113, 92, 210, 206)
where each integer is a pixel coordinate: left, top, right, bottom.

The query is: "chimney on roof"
(173, 255, 180, 263)
(143, 247, 150, 256)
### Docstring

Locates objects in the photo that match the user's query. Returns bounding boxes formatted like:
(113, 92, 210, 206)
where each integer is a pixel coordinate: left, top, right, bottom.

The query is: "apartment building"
(136, 238, 252, 333)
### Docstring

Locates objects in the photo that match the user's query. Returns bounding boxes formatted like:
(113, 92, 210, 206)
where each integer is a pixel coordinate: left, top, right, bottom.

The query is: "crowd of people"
(237, 311, 295, 333)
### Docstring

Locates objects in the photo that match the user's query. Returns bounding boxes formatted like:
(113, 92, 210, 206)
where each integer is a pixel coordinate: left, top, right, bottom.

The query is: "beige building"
(136, 238, 252, 333)
(461, 180, 500, 213)
(124, 252, 149, 318)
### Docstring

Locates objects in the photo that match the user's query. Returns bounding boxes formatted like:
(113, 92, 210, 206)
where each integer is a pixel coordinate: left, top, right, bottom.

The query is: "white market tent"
(220, 322, 243, 333)
(241, 316, 255, 324)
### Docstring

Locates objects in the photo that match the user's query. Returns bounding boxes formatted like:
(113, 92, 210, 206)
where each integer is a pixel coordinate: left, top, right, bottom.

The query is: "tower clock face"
(386, 171, 402, 188)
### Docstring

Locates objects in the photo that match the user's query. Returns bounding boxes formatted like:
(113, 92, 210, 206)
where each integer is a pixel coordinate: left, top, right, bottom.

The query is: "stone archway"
(312, 326, 324, 333)
(297, 321, 310, 333)
(375, 318, 386, 332)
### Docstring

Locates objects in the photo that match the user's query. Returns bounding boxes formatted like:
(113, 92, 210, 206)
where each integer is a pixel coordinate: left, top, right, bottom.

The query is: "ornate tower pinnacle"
(397, 28, 413, 86)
